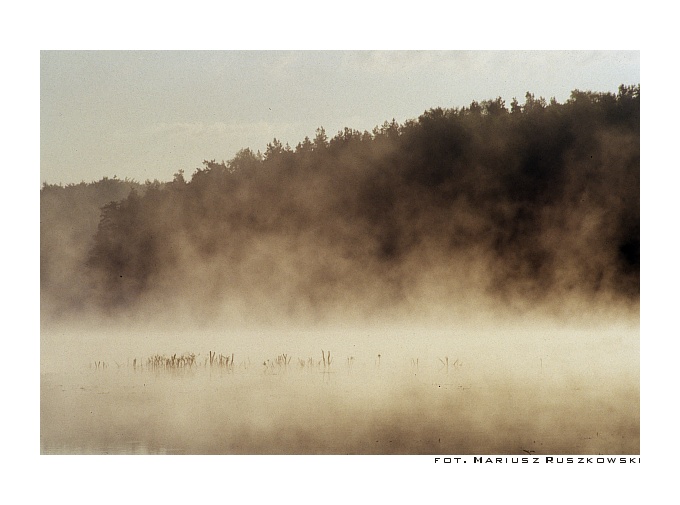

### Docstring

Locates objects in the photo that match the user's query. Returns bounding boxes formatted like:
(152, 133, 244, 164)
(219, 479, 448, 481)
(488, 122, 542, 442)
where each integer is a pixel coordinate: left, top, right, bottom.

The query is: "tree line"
(41, 85, 640, 323)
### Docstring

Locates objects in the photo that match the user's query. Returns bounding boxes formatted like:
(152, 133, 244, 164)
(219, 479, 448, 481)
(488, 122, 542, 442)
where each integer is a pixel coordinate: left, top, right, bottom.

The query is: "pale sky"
(40, 50, 639, 185)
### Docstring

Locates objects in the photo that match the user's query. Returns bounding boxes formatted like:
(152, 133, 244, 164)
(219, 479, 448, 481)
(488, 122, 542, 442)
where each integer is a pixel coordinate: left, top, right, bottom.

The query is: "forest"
(40, 85, 640, 326)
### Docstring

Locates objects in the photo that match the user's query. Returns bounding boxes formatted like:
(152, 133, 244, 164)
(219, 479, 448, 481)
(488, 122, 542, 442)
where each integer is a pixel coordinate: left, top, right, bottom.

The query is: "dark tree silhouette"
(41, 85, 640, 319)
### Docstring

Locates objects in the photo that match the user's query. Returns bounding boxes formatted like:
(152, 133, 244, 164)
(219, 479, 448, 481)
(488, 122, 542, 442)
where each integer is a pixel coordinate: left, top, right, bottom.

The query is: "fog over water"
(41, 311, 639, 454)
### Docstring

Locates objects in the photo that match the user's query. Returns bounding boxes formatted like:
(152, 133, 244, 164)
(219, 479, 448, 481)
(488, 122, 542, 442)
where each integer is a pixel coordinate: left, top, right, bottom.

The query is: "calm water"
(40, 333, 639, 455)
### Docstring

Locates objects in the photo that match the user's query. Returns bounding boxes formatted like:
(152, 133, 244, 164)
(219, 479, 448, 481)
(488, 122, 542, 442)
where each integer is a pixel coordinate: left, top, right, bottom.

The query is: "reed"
(145, 352, 197, 370)
(321, 350, 332, 370)
(92, 360, 107, 370)
(275, 354, 292, 367)
(438, 357, 461, 373)
(204, 351, 236, 370)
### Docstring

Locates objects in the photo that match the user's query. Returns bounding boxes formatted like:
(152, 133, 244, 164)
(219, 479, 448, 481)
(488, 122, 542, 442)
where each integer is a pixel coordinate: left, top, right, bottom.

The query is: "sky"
(40, 50, 640, 185)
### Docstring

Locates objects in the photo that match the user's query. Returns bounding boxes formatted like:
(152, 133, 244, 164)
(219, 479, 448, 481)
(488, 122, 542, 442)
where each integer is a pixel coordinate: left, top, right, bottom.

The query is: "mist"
(40, 86, 639, 455)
